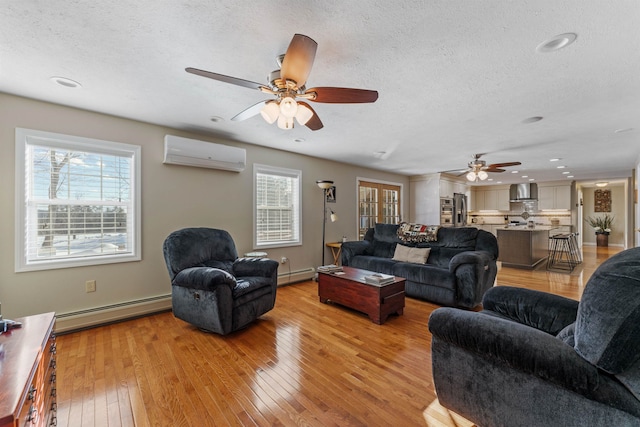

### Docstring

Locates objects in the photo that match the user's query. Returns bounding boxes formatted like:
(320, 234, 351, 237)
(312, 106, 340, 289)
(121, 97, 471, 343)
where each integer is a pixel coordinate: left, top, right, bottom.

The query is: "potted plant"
(585, 214, 614, 247)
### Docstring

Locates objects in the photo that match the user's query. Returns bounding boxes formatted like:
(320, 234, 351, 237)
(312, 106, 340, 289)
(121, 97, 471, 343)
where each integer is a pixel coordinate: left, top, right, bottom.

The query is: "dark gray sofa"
(428, 247, 640, 426)
(341, 223, 498, 308)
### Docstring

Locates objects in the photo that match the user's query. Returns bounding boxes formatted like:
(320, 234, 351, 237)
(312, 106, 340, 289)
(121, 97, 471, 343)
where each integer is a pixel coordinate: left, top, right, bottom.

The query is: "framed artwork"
(326, 186, 336, 203)
(594, 189, 611, 212)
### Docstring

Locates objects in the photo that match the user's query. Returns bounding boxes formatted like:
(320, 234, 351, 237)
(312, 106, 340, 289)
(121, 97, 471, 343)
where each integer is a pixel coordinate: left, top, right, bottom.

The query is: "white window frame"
(15, 128, 142, 272)
(253, 164, 302, 249)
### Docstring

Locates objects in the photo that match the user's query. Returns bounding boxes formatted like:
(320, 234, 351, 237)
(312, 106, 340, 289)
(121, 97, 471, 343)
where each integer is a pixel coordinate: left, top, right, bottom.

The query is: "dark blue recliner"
(163, 228, 278, 335)
(429, 247, 640, 426)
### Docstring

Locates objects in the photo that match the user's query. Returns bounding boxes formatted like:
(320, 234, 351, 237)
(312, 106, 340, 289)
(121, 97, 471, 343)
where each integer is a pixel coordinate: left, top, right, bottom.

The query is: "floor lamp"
(317, 180, 338, 266)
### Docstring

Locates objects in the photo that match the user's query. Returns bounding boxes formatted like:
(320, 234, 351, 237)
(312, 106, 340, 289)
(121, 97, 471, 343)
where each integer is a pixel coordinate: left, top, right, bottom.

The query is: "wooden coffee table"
(317, 266, 405, 324)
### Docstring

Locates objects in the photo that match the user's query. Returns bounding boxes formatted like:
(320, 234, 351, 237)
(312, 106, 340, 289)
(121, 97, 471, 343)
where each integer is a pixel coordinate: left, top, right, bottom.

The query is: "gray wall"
(0, 93, 408, 319)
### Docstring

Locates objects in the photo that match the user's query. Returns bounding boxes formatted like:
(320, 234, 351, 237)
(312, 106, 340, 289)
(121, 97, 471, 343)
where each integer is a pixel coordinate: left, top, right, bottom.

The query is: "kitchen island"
(497, 226, 554, 269)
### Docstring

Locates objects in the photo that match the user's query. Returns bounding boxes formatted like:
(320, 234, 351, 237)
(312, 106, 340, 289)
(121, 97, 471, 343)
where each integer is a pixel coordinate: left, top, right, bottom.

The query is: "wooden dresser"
(0, 312, 57, 427)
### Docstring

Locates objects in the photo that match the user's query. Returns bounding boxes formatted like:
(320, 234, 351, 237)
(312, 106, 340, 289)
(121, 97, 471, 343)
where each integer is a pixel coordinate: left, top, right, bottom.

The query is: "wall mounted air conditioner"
(163, 135, 246, 172)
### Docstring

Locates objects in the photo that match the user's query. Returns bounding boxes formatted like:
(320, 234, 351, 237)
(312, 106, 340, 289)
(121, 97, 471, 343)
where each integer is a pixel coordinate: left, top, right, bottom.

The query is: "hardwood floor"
(55, 246, 623, 426)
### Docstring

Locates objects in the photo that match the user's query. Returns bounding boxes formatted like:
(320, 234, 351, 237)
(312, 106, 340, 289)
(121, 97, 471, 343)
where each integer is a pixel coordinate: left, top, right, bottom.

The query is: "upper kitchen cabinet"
(538, 183, 572, 210)
(471, 185, 510, 211)
(439, 176, 469, 198)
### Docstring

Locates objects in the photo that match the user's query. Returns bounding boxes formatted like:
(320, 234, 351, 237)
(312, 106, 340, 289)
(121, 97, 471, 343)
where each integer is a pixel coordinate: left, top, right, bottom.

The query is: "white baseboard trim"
(55, 294, 172, 333)
(278, 267, 315, 286)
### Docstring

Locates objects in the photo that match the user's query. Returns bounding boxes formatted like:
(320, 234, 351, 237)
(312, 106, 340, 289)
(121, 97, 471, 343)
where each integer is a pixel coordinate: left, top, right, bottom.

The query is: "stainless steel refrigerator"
(453, 193, 467, 227)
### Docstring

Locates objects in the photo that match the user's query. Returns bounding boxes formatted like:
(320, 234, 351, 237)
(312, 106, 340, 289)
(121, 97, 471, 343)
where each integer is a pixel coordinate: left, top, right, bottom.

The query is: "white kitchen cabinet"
(471, 186, 509, 211)
(497, 189, 510, 211)
(539, 185, 571, 210)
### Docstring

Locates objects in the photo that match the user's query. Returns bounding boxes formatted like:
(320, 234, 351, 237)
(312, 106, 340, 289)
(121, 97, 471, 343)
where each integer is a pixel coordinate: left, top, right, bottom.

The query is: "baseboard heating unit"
(55, 294, 172, 333)
(278, 267, 315, 286)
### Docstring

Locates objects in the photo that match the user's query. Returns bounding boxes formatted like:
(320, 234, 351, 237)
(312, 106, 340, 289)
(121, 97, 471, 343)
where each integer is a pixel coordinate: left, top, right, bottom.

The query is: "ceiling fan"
(186, 34, 379, 131)
(444, 154, 522, 181)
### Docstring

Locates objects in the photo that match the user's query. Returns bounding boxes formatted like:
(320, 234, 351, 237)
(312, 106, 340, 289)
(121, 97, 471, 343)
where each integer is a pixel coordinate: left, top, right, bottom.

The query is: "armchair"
(163, 228, 278, 335)
(429, 247, 640, 426)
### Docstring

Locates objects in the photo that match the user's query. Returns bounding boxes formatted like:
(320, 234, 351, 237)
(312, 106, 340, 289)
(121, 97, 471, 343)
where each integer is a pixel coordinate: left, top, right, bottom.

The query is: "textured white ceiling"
(2, 1, 639, 184)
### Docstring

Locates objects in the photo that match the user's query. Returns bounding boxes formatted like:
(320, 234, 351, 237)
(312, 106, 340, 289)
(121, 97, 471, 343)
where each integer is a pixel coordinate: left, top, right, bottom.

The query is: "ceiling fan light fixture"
(260, 101, 280, 124)
(466, 171, 477, 182)
(277, 115, 294, 130)
(295, 103, 313, 125)
(279, 96, 298, 118)
(477, 171, 488, 180)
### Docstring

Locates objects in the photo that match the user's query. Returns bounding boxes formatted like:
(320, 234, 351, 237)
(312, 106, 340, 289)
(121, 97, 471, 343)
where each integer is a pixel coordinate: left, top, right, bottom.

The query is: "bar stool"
(547, 233, 579, 272)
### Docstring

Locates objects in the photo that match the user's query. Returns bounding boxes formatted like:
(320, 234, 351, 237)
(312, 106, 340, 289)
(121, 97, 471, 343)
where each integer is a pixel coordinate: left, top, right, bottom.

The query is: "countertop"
(496, 225, 557, 231)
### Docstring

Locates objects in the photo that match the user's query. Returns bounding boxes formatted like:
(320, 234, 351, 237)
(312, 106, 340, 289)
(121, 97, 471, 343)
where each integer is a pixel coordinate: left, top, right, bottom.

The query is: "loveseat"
(341, 223, 498, 308)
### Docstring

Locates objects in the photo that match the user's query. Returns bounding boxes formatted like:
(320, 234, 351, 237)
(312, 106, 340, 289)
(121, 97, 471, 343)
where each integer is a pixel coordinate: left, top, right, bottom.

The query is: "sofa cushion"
(349, 256, 397, 275)
(374, 223, 401, 243)
(397, 222, 439, 243)
(437, 227, 478, 249)
(574, 247, 640, 375)
(392, 244, 431, 264)
(365, 240, 397, 258)
(392, 262, 456, 289)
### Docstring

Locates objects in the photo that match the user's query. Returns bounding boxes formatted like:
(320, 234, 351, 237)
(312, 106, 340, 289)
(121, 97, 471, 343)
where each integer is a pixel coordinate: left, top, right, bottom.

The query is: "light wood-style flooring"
(55, 246, 623, 426)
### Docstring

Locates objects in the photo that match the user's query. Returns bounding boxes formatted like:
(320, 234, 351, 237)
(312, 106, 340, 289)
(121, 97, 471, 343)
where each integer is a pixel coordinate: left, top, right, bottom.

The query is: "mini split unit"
(163, 135, 246, 172)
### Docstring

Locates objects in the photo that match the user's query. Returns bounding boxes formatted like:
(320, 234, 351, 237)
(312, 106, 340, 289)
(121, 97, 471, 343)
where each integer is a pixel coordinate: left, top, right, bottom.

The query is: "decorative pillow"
(392, 244, 431, 264)
(397, 222, 439, 243)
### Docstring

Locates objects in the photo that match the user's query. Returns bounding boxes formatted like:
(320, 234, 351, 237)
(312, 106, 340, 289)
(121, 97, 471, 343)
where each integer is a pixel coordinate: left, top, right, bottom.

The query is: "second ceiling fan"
(186, 34, 379, 131)
(446, 154, 522, 181)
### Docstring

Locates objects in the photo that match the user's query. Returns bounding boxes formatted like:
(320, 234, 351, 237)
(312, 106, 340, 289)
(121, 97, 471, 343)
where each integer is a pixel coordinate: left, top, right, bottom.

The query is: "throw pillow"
(397, 222, 439, 243)
(407, 247, 431, 264)
(392, 244, 431, 264)
(392, 244, 412, 262)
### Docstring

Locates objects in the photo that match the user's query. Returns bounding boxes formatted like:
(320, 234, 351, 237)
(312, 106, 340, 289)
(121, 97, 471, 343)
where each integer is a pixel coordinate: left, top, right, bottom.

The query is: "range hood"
(510, 183, 538, 201)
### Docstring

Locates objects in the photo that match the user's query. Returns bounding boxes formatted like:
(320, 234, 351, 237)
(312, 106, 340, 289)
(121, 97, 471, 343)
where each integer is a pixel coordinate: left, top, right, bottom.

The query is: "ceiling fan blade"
(186, 67, 265, 91)
(297, 101, 323, 131)
(280, 34, 317, 87)
(487, 161, 521, 168)
(484, 168, 506, 173)
(306, 87, 379, 103)
(230, 100, 269, 122)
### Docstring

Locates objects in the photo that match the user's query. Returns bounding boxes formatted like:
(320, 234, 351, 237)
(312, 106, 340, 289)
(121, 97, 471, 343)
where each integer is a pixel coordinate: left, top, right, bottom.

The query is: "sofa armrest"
(482, 286, 579, 335)
(429, 307, 600, 395)
(449, 250, 492, 272)
(233, 258, 279, 279)
(341, 241, 371, 266)
(172, 267, 237, 291)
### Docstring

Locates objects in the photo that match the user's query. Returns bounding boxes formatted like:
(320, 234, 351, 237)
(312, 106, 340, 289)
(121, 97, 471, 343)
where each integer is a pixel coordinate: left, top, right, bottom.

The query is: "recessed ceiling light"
(562, 171, 570, 174)
(50, 76, 82, 88)
(210, 116, 224, 123)
(529, 179, 535, 181)
(557, 165, 566, 169)
(511, 170, 519, 174)
(487, 178, 494, 181)
(496, 181, 502, 184)
(550, 158, 561, 162)
(536, 33, 577, 53)
(596, 182, 609, 187)
(522, 116, 543, 124)
(567, 175, 574, 178)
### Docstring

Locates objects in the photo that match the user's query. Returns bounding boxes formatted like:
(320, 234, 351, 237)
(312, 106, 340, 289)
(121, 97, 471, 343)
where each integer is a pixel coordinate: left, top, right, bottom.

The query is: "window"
(15, 128, 141, 272)
(254, 164, 301, 248)
(357, 180, 402, 239)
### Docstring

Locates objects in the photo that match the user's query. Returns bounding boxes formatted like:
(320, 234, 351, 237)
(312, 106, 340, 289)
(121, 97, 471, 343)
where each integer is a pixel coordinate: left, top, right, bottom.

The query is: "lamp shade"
(260, 101, 280, 124)
(330, 211, 338, 222)
(466, 171, 477, 181)
(316, 180, 334, 189)
(295, 103, 314, 125)
(277, 115, 294, 129)
(478, 170, 488, 180)
(279, 96, 298, 118)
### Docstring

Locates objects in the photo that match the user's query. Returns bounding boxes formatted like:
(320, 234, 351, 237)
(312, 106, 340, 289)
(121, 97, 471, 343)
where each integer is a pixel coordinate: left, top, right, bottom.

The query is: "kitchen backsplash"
(469, 211, 572, 226)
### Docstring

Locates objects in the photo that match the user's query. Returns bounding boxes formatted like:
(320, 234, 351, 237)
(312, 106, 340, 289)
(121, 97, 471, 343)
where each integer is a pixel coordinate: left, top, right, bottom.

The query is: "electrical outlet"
(280, 256, 289, 264)
(85, 280, 96, 293)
